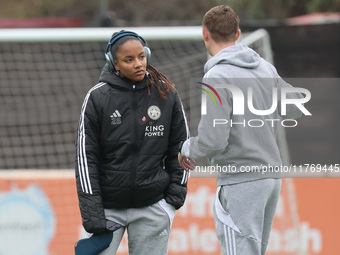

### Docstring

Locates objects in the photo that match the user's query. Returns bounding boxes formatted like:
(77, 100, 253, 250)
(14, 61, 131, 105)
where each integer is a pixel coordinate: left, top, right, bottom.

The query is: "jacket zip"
(130, 84, 137, 205)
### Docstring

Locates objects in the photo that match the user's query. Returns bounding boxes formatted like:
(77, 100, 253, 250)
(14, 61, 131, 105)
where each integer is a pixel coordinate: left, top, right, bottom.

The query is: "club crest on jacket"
(147, 105, 161, 120)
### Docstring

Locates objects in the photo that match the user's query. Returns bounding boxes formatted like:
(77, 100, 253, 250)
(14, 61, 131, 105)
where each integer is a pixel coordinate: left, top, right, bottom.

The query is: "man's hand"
(178, 153, 196, 171)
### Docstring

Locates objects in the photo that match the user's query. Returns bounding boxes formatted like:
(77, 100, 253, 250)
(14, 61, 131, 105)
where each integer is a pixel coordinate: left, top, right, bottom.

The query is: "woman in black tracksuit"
(75, 31, 189, 255)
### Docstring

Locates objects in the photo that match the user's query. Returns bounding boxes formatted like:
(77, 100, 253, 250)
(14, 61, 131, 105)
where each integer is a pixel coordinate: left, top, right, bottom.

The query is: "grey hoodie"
(182, 44, 303, 185)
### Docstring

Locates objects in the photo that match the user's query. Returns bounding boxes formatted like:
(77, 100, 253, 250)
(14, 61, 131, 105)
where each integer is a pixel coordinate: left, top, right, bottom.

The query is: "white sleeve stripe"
(77, 116, 87, 193)
(177, 95, 189, 185)
(77, 119, 86, 192)
(181, 170, 186, 184)
(76, 139, 85, 192)
(179, 98, 190, 139)
(181, 169, 189, 185)
(77, 82, 106, 194)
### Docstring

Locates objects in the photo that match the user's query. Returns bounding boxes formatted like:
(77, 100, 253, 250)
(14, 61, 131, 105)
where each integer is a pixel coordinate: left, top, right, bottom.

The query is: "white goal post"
(0, 26, 203, 42)
(0, 26, 272, 61)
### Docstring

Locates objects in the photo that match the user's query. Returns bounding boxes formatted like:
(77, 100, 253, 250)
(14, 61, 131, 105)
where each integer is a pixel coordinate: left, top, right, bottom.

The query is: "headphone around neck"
(105, 31, 151, 72)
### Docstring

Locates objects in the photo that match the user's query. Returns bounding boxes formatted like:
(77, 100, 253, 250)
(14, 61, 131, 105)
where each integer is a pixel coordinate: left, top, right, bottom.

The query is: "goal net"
(0, 27, 276, 169)
(0, 27, 304, 254)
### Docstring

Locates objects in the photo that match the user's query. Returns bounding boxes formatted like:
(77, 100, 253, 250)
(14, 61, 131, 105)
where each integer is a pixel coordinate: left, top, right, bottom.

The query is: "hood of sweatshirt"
(204, 44, 261, 74)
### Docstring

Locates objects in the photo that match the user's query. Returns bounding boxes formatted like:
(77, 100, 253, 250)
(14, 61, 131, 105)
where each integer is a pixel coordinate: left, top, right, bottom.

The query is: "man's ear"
(235, 29, 241, 42)
(202, 27, 209, 42)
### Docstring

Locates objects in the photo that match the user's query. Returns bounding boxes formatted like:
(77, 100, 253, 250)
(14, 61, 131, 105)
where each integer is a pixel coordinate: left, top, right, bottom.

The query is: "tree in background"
(226, 0, 340, 19)
(0, 0, 339, 26)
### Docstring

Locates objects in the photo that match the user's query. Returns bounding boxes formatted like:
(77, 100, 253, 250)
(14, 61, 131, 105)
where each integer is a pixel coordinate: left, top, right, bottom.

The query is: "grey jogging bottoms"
(213, 179, 281, 255)
(96, 199, 175, 255)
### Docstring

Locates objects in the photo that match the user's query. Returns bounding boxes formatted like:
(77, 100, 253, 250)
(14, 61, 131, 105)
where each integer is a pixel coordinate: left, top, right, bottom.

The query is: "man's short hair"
(202, 5, 240, 43)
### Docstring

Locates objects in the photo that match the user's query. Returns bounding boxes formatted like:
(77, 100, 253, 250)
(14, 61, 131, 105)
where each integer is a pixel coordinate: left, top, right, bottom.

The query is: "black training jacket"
(75, 64, 189, 233)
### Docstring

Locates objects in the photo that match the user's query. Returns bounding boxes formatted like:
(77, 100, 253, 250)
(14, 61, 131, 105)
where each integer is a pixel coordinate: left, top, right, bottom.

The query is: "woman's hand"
(178, 153, 196, 171)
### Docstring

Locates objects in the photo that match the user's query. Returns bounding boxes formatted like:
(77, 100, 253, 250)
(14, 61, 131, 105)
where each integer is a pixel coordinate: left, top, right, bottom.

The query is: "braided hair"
(145, 65, 175, 99)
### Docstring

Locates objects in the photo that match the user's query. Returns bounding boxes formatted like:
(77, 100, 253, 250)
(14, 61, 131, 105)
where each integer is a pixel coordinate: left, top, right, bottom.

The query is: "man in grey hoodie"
(179, 5, 304, 255)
